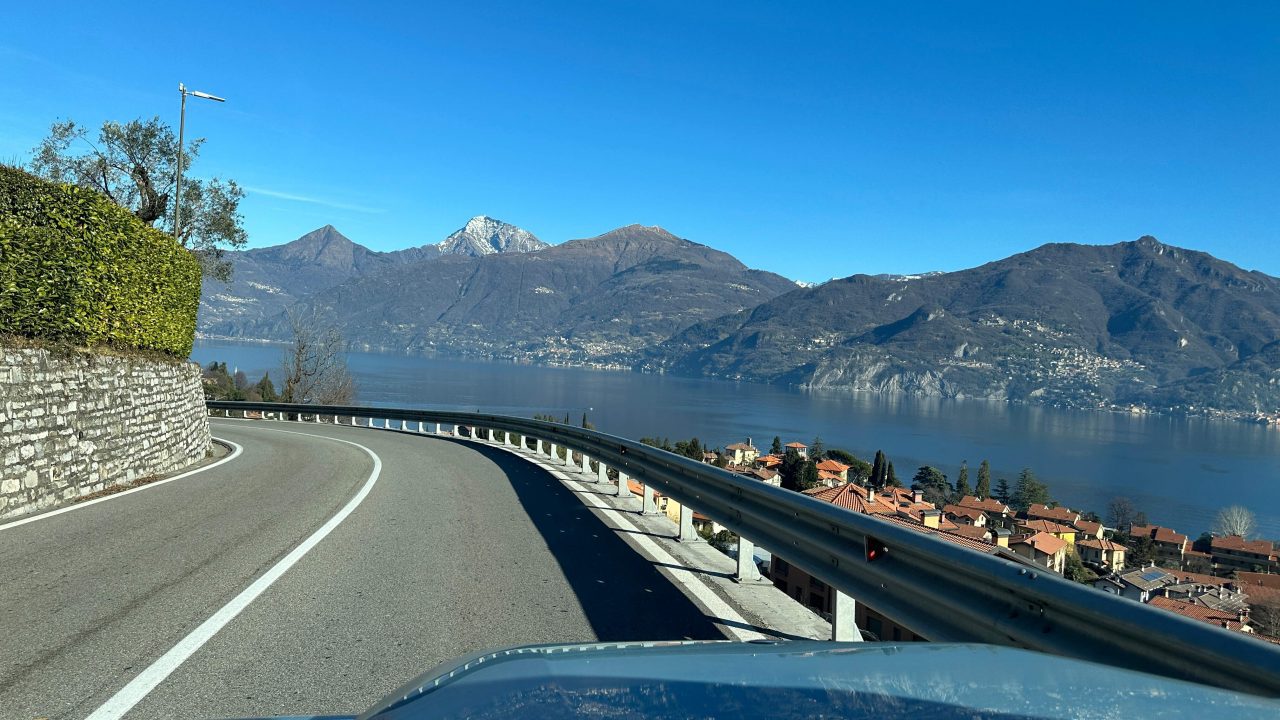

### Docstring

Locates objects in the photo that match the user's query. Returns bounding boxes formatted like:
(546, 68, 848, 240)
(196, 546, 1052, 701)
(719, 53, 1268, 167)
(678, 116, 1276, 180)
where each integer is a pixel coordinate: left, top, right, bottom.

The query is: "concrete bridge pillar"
(831, 590, 860, 642)
(617, 472, 633, 499)
(678, 503, 699, 542)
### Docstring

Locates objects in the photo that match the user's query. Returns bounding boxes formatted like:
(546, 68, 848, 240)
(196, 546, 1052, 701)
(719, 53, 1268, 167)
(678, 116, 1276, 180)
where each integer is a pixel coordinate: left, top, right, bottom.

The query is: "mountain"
(222, 225, 798, 363)
(642, 237, 1280, 413)
(438, 215, 548, 256)
(199, 217, 541, 333)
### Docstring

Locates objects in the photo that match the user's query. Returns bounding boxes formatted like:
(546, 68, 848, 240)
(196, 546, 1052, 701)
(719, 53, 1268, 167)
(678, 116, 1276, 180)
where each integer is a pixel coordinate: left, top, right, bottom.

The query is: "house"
(702, 451, 718, 464)
(942, 504, 988, 527)
(1130, 524, 1189, 568)
(784, 441, 808, 459)
(955, 495, 1013, 529)
(1025, 503, 1080, 527)
(756, 454, 782, 470)
(814, 459, 850, 483)
(749, 468, 781, 487)
(1077, 537, 1127, 572)
(1210, 535, 1279, 574)
(1148, 596, 1254, 635)
(1074, 520, 1106, 540)
(724, 440, 760, 466)
(1012, 531, 1067, 574)
(816, 470, 845, 488)
(1016, 519, 1077, 552)
(1094, 566, 1176, 602)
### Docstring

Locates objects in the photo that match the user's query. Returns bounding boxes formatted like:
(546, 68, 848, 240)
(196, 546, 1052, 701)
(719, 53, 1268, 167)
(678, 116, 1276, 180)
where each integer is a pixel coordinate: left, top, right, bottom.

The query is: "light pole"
(174, 82, 226, 240)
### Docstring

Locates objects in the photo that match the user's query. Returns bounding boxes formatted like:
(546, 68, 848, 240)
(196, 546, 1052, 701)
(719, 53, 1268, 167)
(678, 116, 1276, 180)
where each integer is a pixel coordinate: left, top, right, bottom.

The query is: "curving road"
(0, 419, 723, 719)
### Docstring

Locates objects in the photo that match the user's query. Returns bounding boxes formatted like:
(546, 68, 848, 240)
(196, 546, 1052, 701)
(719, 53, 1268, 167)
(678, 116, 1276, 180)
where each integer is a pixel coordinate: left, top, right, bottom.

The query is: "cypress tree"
(870, 450, 885, 488)
(976, 459, 991, 500)
(955, 461, 970, 500)
(886, 461, 900, 488)
(770, 436, 783, 455)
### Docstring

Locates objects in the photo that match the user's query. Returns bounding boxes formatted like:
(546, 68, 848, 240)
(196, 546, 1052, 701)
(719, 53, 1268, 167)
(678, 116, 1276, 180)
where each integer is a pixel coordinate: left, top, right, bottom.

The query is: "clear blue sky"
(1, 2, 1276, 282)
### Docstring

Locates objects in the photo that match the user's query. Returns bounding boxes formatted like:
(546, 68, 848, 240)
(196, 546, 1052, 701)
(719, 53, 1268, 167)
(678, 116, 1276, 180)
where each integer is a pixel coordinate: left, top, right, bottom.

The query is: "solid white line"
(0, 438, 245, 532)
(84, 427, 383, 720)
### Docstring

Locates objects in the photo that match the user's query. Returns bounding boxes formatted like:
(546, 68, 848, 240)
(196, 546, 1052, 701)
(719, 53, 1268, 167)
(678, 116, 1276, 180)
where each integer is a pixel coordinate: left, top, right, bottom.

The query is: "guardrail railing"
(206, 401, 1280, 696)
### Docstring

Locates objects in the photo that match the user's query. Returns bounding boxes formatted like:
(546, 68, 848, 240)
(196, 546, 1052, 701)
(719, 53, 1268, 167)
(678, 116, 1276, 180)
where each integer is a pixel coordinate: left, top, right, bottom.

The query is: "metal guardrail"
(207, 401, 1280, 696)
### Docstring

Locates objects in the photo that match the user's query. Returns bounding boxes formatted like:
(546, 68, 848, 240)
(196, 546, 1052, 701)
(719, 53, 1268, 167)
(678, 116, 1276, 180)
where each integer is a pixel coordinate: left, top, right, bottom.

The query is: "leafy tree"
(780, 448, 804, 492)
(1064, 551, 1098, 583)
(800, 461, 820, 490)
(280, 311, 356, 404)
(955, 461, 971, 500)
(1213, 505, 1256, 538)
(255, 372, 278, 402)
(975, 459, 991, 499)
(810, 436, 825, 461)
(674, 437, 704, 461)
(30, 116, 247, 280)
(714, 449, 729, 469)
(1250, 597, 1280, 638)
(1128, 535, 1155, 567)
(841, 455, 872, 483)
(886, 461, 901, 488)
(1192, 532, 1213, 553)
(993, 478, 1011, 504)
(1010, 468, 1049, 512)
(770, 436, 783, 455)
(911, 466, 950, 507)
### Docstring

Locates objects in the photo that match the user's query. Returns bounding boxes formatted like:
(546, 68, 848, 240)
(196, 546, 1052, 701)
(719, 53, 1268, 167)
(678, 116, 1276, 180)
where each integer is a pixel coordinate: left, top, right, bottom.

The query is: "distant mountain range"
(199, 226, 1280, 416)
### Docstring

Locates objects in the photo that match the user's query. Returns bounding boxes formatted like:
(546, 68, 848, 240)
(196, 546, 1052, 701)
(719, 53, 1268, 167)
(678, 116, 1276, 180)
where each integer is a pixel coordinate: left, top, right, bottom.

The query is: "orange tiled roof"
(1019, 519, 1077, 535)
(1074, 520, 1104, 537)
(785, 441, 808, 448)
(817, 470, 844, 482)
(1132, 524, 1189, 546)
(957, 495, 1010, 513)
(1237, 572, 1280, 590)
(1016, 531, 1067, 556)
(943, 504, 986, 523)
(815, 459, 850, 473)
(948, 524, 992, 541)
(874, 514, 999, 554)
(1212, 535, 1276, 556)
(1027, 503, 1079, 523)
(757, 454, 782, 467)
(1078, 537, 1128, 553)
(725, 442, 756, 451)
(1167, 570, 1228, 586)
(1149, 596, 1247, 632)
(804, 484, 874, 513)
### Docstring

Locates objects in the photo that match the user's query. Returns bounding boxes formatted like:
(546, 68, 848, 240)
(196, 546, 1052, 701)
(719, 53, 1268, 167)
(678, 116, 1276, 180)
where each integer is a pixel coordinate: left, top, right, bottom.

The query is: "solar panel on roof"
(1140, 571, 1166, 582)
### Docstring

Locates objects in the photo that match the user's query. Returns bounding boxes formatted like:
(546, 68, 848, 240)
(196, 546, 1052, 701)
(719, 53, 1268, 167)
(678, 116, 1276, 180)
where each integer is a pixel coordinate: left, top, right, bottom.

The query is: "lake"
(192, 339, 1280, 540)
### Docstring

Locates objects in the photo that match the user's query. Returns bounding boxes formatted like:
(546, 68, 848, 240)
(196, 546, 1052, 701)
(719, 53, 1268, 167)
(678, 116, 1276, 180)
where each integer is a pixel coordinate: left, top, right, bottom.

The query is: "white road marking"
(84, 427, 383, 720)
(0, 439, 244, 532)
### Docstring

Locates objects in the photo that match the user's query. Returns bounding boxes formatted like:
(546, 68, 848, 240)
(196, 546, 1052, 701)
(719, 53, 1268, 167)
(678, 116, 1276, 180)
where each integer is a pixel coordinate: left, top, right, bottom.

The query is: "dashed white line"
(84, 427, 383, 720)
(0, 438, 244, 532)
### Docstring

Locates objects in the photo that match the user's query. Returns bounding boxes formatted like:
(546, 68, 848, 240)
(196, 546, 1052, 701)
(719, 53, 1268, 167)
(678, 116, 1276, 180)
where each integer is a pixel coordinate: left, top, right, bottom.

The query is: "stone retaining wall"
(0, 347, 210, 520)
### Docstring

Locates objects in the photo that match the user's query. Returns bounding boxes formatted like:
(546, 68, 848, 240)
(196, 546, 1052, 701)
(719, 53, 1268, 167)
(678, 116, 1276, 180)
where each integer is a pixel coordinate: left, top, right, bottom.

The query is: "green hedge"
(0, 165, 201, 356)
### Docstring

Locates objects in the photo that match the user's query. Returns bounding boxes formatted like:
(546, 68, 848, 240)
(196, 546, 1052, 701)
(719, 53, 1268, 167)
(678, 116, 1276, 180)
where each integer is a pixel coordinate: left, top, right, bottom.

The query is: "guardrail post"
(678, 503, 699, 542)
(536, 439, 544, 455)
(581, 454, 591, 474)
(565, 449, 574, 467)
(641, 484, 656, 514)
(831, 590, 860, 642)
(487, 428, 496, 443)
(735, 536, 764, 583)
(617, 472, 633, 499)
(597, 461, 607, 484)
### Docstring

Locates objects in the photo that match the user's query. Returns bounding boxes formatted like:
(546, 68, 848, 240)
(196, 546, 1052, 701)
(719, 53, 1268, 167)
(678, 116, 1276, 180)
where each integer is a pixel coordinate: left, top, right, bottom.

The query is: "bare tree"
(280, 311, 356, 405)
(1213, 505, 1257, 538)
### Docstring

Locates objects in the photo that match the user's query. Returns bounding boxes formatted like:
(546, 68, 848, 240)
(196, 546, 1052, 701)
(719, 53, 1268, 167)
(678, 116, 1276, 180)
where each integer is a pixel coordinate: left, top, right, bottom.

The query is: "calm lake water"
(193, 339, 1280, 540)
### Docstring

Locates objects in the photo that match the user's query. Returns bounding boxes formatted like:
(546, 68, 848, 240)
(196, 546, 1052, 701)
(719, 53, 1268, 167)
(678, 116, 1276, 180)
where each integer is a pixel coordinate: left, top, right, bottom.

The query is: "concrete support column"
(831, 590, 860, 642)
(617, 472, 634, 499)
(435, 422, 442, 434)
(549, 443, 557, 459)
(536, 439, 544, 455)
(581, 454, 591, 474)
(642, 484, 656, 514)
(565, 449, 574, 467)
(735, 536, 763, 583)
(486, 428, 495, 443)
(678, 503, 699, 542)
(597, 461, 607, 484)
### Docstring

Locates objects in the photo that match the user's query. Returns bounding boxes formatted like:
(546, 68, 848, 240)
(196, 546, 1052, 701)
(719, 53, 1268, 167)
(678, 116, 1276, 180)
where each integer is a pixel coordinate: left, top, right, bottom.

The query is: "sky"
(1, 2, 1276, 283)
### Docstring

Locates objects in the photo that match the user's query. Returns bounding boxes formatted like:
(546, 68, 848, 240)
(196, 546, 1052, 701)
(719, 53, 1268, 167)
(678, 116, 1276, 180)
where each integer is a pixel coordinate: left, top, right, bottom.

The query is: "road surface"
(0, 419, 722, 719)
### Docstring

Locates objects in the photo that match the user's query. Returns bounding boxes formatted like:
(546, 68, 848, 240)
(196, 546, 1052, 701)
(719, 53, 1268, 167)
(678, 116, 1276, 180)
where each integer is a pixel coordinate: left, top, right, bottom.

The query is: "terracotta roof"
(1184, 549, 1212, 559)
(1078, 537, 1128, 553)
(1015, 531, 1067, 556)
(1026, 503, 1079, 523)
(804, 484, 873, 513)
(1236, 572, 1280, 590)
(1149, 596, 1248, 632)
(874, 513, 1000, 554)
(1132, 524, 1189, 546)
(817, 470, 844, 482)
(725, 442, 756, 451)
(757, 455, 782, 467)
(1167, 570, 1229, 587)
(1212, 535, 1276, 557)
(956, 495, 1010, 513)
(751, 468, 779, 482)
(815, 459, 850, 473)
(1074, 520, 1104, 537)
(1019, 519, 1077, 536)
(948, 524, 992, 542)
(785, 442, 807, 448)
(943, 504, 986, 523)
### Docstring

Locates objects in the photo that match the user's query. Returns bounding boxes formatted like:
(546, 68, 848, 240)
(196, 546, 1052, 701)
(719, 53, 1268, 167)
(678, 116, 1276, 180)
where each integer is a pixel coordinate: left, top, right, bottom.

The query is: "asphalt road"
(0, 419, 723, 719)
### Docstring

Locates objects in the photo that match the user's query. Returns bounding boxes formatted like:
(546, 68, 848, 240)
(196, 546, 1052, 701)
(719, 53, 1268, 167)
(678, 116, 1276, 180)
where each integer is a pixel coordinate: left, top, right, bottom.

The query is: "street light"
(174, 82, 226, 240)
